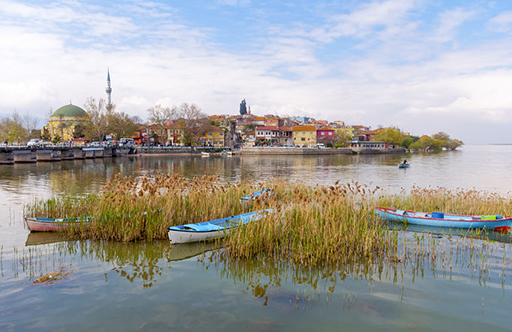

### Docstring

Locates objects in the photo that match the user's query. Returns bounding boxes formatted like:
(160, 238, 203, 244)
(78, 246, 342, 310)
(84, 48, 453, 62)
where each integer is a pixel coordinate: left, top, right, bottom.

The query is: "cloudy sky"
(1, 0, 512, 144)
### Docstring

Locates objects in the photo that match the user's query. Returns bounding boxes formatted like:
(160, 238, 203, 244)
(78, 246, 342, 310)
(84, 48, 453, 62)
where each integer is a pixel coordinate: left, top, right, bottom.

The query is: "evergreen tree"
(240, 99, 247, 115)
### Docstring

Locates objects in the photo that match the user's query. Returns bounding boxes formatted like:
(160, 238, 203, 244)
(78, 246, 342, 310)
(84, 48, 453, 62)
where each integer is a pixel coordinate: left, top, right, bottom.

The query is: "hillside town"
(0, 71, 463, 153)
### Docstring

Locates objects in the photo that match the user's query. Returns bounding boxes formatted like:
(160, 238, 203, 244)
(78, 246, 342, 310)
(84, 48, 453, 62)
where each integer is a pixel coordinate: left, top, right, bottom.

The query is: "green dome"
(52, 104, 87, 117)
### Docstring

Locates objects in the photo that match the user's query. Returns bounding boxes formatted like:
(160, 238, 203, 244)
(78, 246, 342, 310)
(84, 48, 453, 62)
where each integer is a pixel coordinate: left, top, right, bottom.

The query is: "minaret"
(106, 68, 112, 106)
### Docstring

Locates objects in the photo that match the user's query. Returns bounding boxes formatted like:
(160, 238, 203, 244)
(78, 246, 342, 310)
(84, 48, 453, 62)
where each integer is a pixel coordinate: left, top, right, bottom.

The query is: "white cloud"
(487, 10, 512, 32)
(1, 0, 512, 143)
(429, 7, 477, 42)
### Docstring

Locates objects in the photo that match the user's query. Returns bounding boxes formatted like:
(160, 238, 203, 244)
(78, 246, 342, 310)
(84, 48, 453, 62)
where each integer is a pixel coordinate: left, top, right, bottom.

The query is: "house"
(292, 126, 317, 147)
(255, 126, 280, 145)
(195, 124, 225, 147)
(166, 122, 184, 146)
(316, 126, 334, 144)
(242, 131, 256, 146)
(279, 126, 293, 146)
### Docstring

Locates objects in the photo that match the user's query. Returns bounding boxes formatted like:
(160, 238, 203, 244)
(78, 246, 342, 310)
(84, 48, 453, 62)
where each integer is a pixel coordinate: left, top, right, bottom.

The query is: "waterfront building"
(166, 122, 184, 146)
(317, 126, 334, 144)
(195, 124, 225, 147)
(350, 141, 388, 153)
(255, 126, 280, 145)
(279, 126, 293, 146)
(42, 104, 89, 142)
(292, 126, 317, 147)
(241, 131, 256, 147)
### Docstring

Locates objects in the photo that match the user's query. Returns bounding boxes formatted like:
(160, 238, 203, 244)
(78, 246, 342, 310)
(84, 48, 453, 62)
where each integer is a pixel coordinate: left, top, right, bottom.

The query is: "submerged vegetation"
(24, 174, 512, 269)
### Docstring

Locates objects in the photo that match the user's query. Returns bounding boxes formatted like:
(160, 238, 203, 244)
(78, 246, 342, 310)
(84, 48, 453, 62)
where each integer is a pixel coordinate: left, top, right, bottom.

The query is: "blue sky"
(1, 0, 512, 143)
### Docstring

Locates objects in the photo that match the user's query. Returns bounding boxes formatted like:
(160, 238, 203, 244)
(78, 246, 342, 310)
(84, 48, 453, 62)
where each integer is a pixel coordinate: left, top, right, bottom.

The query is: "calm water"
(2, 145, 512, 331)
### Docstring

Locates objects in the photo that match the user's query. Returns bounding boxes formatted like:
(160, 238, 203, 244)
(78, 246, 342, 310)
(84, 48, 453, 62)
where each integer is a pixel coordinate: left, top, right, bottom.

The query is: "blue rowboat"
(374, 207, 512, 231)
(167, 209, 273, 244)
(240, 188, 274, 201)
(398, 163, 410, 168)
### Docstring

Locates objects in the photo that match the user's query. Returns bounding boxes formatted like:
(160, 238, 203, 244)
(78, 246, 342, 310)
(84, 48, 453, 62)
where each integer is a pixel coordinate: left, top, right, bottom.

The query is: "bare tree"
(83, 97, 110, 141)
(23, 112, 39, 139)
(147, 104, 178, 126)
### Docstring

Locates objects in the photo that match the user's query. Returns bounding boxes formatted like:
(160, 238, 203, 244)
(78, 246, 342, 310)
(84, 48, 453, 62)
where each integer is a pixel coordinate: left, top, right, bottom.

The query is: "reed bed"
(24, 174, 264, 242)
(376, 185, 512, 217)
(225, 181, 390, 267)
(24, 175, 512, 269)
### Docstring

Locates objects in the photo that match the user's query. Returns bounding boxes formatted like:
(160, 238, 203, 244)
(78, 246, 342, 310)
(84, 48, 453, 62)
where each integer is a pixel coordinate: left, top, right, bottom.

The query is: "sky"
(1, 0, 512, 144)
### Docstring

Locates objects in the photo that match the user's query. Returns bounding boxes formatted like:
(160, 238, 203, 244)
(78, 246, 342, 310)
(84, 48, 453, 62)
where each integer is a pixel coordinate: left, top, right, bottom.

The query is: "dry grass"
(24, 175, 512, 268)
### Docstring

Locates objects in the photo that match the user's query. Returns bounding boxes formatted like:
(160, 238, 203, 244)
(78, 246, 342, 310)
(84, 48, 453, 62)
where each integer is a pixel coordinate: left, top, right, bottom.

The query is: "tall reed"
(25, 175, 512, 269)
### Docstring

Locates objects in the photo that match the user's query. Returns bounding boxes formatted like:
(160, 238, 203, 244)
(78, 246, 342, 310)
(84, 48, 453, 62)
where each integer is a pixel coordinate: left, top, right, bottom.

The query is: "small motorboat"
(374, 207, 512, 231)
(167, 209, 272, 244)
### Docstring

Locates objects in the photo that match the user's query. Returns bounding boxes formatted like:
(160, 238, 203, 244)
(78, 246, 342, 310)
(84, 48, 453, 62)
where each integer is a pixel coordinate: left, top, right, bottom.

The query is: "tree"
(374, 127, 402, 146)
(401, 136, 414, 149)
(107, 111, 139, 140)
(333, 130, 351, 148)
(179, 103, 207, 125)
(73, 123, 87, 139)
(145, 103, 207, 146)
(432, 131, 464, 150)
(83, 97, 110, 141)
(240, 99, 247, 115)
(147, 105, 178, 126)
(41, 127, 51, 141)
(432, 132, 450, 142)
(23, 112, 39, 139)
(409, 136, 443, 152)
(446, 139, 464, 150)
(83, 97, 137, 141)
(0, 110, 29, 143)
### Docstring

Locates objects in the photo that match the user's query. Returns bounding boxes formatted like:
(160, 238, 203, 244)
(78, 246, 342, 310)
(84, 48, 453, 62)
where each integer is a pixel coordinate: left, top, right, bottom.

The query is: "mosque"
(42, 70, 112, 142)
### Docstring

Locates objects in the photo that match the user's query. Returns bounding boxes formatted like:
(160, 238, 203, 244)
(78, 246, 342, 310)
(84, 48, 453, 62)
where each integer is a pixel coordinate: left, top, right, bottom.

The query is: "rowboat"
(168, 209, 273, 244)
(201, 152, 210, 157)
(374, 207, 512, 231)
(398, 163, 410, 168)
(24, 217, 91, 232)
(240, 188, 273, 201)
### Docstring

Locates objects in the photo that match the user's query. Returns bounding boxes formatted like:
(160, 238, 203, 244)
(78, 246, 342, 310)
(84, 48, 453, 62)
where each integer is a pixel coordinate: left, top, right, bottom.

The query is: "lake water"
(2, 145, 512, 331)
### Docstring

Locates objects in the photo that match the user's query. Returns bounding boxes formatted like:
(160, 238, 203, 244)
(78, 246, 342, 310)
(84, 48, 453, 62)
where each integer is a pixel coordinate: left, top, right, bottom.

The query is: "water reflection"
(385, 221, 512, 244)
(6, 227, 510, 312)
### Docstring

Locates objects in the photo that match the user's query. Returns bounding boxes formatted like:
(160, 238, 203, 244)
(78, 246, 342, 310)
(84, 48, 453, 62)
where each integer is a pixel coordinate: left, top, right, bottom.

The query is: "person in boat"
(402, 159, 408, 165)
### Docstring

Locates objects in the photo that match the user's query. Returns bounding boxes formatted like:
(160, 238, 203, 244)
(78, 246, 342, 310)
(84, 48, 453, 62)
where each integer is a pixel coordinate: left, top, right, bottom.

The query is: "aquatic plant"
(24, 174, 267, 242)
(24, 175, 512, 271)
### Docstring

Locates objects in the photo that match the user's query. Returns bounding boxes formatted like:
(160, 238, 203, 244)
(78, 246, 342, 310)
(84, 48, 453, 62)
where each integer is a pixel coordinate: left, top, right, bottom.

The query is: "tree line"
(373, 127, 464, 152)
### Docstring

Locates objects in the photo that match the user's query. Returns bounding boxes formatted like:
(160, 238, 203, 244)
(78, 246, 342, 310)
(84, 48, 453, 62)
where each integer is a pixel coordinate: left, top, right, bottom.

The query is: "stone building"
(42, 104, 89, 142)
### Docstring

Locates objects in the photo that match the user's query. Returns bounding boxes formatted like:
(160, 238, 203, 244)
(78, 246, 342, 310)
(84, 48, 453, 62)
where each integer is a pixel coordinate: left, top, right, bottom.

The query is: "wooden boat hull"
(168, 209, 272, 244)
(25, 217, 90, 232)
(375, 207, 512, 231)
